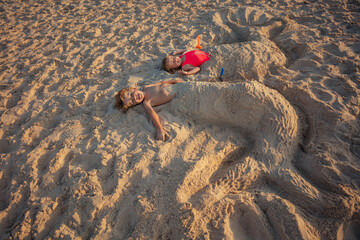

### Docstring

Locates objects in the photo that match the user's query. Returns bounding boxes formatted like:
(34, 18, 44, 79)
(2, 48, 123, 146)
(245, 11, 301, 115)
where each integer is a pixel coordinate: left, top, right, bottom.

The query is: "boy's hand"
(156, 129, 169, 141)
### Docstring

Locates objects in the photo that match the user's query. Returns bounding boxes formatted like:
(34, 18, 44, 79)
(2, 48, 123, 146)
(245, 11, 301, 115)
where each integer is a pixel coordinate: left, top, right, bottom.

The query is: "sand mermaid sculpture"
(163, 80, 300, 205)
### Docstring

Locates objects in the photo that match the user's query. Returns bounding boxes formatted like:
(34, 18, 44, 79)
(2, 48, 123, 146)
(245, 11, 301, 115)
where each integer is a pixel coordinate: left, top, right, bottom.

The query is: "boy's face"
(123, 88, 144, 107)
(166, 56, 181, 69)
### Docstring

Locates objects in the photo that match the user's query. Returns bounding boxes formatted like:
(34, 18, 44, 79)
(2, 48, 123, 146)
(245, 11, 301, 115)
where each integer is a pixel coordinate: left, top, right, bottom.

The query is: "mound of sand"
(194, 33, 287, 81)
(0, 0, 359, 239)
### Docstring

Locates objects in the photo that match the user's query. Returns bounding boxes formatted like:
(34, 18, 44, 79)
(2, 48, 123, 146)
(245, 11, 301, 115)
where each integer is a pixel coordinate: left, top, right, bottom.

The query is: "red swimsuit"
(180, 50, 211, 68)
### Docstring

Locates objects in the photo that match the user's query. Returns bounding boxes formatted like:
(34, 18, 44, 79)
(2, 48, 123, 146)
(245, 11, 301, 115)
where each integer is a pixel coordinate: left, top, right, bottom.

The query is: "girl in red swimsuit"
(162, 49, 211, 75)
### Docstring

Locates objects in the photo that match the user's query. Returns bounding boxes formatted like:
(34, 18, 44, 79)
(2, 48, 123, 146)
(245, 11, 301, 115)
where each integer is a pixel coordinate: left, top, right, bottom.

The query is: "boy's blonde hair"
(161, 55, 179, 74)
(115, 88, 133, 113)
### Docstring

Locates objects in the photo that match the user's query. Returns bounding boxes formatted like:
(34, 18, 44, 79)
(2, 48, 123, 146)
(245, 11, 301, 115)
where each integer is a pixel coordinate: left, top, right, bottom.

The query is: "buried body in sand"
(115, 79, 300, 167)
(114, 79, 316, 238)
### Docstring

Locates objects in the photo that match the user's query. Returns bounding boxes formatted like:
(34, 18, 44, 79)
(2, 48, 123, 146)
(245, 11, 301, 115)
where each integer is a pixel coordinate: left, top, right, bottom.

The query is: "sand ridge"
(1, 0, 360, 239)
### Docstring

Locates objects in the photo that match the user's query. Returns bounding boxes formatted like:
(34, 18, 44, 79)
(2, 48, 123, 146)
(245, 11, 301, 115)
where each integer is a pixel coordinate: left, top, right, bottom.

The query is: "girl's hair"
(161, 55, 180, 74)
(114, 88, 132, 113)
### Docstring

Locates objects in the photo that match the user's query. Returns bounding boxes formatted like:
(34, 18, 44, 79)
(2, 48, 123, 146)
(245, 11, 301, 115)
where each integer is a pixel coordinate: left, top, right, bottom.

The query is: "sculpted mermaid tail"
(162, 81, 308, 238)
(166, 81, 299, 168)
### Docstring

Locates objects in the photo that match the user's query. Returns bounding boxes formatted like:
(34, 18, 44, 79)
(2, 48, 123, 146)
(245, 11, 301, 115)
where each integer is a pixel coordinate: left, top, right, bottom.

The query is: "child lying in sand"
(115, 79, 185, 141)
(162, 49, 211, 75)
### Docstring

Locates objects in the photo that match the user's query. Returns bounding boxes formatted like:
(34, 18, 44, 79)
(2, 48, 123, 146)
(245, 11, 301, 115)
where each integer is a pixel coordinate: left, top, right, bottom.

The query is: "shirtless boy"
(115, 79, 185, 141)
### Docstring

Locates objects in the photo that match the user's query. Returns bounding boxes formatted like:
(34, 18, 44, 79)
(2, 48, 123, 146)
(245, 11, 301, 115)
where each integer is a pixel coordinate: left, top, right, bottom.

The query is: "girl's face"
(124, 88, 144, 107)
(166, 56, 182, 69)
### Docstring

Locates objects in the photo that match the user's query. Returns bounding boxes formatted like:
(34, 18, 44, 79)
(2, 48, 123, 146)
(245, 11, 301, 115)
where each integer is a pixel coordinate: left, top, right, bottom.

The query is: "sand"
(0, 0, 359, 239)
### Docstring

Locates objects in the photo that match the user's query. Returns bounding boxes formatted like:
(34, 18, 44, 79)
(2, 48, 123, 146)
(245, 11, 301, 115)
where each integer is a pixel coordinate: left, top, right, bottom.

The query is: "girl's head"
(162, 55, 182, 74)
(115, 87, 144, 113)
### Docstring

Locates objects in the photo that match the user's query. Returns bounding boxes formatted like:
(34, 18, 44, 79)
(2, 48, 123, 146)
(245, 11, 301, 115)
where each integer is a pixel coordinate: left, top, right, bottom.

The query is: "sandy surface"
(1, 0, 360, 239)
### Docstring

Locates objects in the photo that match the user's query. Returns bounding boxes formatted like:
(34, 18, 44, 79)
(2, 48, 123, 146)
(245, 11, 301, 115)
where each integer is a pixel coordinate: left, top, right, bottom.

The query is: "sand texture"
(1, 0, 360, 239)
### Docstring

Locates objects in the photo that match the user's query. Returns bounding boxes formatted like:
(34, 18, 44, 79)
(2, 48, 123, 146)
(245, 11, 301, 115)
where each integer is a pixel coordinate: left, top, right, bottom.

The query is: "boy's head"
(115, 87, 144, 113)
(162, 55, 181, 74)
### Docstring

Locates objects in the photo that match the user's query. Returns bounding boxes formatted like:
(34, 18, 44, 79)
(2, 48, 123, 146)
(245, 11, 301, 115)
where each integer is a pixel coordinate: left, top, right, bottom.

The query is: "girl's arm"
(173, 49, 187, 55)
(178, 67, 201, 75)
(143, 101, 169, 141)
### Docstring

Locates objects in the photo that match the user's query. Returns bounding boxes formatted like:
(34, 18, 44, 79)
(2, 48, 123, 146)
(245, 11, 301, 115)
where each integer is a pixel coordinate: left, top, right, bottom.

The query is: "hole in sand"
(341, 218, 360, 240)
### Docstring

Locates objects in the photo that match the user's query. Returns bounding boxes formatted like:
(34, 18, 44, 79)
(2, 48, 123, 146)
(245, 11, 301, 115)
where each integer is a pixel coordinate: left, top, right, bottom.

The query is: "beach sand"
(0, 0, 359, 239)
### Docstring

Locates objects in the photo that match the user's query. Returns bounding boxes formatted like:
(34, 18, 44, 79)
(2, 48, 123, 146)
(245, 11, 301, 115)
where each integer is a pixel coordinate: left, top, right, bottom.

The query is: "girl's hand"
(179, 67, 200, 75)
(177, 70, 189, 75)
(173, 49, 186, 55)
(156, 129, 169, 141)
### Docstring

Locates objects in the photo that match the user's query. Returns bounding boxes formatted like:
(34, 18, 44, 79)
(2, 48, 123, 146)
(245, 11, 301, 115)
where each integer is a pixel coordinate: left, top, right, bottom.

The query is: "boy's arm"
(158, 79, 185, 85)
(146, 79, 184, 88)
(143, 101, 168, 141)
